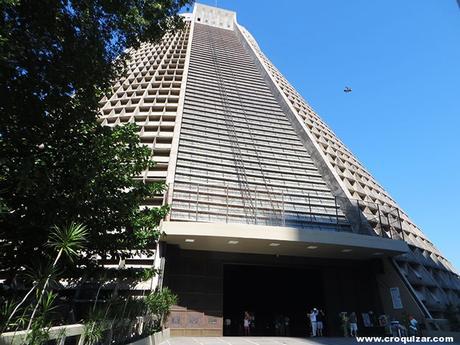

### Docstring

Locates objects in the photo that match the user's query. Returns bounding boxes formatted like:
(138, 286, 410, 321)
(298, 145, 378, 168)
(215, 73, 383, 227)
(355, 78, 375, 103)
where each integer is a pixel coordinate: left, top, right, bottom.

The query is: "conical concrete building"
(98, 3, 459, 337)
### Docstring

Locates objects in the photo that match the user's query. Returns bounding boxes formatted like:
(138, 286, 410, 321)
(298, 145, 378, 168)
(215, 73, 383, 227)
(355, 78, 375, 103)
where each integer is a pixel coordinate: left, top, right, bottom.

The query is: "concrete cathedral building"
(98, 3, 460, 337)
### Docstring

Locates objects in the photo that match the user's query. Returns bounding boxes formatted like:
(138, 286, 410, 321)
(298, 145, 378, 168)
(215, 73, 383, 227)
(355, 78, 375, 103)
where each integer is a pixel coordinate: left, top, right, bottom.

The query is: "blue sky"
(192, 0, 460, 269)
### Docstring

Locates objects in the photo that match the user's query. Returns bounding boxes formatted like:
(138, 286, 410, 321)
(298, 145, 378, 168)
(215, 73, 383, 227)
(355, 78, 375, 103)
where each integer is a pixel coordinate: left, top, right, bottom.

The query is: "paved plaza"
(162, 337, 460, 345)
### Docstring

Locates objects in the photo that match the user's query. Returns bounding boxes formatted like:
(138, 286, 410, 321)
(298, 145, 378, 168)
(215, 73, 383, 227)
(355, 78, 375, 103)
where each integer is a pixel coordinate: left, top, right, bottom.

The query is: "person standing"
(409, 315, 418, 336)
(275, 315, 281, 336)
(244, 311, 251, 336)
(306, 312, 311, 337)
(349, 312, 358, 337)
(284, 315, 290, 336)
(316, 309, 325, 336)
(279, 315, 285, 336)
(250, 312, 255, 331)
(224, 318, 231, 335)
(310, 308, 319, 337)
(340, 312, 349, 337)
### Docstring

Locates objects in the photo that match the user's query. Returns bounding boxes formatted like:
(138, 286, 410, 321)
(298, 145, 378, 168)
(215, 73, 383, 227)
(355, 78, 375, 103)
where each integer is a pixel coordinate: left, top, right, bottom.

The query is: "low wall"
(0, 324, 85, 345)
(127, 328, 170, 345)
(0, 323, 169, 345)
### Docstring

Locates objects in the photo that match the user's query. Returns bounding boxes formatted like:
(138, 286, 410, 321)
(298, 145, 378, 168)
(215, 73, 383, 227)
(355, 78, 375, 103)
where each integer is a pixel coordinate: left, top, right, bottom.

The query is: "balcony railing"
(164, 182, 405, 241)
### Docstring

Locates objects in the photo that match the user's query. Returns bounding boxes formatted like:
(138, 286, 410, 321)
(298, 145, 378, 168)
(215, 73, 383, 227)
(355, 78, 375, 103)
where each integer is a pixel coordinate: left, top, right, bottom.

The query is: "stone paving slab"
(161, 336, 460, 345)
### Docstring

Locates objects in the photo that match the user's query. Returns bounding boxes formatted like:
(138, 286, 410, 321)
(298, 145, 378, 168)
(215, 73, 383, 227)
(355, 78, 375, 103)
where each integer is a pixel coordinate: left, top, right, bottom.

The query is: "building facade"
(98, 3, 460, 336)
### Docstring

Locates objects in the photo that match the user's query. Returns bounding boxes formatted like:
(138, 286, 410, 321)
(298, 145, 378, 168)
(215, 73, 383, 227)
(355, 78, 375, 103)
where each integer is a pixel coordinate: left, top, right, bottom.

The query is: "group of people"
(235, 309, 419, 338)
(239, 308, 327, 337)
(340, 312, 419, 338)
(274, 314, 291, 336)
(339, 311, 359, 337)
(308, 308, 326, 336)
(388, 315, 419, 337)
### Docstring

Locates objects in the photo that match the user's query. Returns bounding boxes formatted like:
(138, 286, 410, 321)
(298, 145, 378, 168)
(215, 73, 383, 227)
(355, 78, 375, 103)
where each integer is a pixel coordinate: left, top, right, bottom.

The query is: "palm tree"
(25, 222, 88, 334)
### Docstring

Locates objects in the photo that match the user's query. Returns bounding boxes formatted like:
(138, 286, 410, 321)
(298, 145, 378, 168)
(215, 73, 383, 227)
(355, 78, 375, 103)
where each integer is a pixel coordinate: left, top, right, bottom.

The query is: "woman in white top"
(244, 311, 251, 336)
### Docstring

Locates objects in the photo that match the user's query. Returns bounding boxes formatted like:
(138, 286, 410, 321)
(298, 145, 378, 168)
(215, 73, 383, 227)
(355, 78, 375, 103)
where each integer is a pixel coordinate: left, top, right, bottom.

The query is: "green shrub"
(145, 288, 178, 332)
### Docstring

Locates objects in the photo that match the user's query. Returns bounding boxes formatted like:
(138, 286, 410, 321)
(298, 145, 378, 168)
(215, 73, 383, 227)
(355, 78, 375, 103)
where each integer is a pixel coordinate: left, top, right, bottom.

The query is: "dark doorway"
(223, 264, 324, 336)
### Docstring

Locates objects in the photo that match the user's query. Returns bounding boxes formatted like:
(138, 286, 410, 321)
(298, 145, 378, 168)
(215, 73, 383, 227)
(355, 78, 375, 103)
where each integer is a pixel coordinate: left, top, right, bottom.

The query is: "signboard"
(390, 287, 403, 309)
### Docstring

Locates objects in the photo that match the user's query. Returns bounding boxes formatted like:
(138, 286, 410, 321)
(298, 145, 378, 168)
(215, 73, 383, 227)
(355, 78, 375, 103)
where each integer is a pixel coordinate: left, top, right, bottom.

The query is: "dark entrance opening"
(223, 264, 324, 336)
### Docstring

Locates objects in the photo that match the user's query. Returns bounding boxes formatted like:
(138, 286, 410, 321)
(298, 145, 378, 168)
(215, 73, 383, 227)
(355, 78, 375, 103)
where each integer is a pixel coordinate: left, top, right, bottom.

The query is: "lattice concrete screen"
(98, 4, 460, 318)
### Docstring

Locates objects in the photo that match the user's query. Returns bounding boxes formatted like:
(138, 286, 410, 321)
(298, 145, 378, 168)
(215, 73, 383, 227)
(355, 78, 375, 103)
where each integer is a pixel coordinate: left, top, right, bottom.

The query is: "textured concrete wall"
(376, 258, 428, 323)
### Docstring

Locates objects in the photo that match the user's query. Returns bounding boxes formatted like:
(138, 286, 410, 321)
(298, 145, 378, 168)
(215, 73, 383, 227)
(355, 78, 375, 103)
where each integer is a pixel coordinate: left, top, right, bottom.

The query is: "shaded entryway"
(164, 246, 386, 337)
(223, 264, 324, 337)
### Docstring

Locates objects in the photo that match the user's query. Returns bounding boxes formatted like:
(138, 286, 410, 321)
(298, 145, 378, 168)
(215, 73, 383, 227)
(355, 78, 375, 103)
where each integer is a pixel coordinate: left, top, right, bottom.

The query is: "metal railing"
(164, 182, 406, 241)
(354, 198, 405, 241)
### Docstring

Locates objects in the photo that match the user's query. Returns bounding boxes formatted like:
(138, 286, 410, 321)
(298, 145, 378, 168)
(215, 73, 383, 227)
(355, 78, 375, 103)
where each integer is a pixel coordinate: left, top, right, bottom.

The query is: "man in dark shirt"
(349, 312, 358, 337)
(316, 309, 325, 336)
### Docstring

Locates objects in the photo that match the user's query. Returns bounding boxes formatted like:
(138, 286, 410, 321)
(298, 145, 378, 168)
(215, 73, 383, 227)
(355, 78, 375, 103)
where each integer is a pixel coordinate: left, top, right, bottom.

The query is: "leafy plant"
(145, 288, 178, 331)
(0, 0, 191, 279)
(1, 285, 35, 332)
(138, 268, 160, 282)
(83, 320, 105, 345)
(1, 0, 187, 341)
(0, 298, 18, 331)
(24, 292, 57, 345)
(26, 223, 87, 333)
(26, 319, 50, 345)
(48, 222, 88, 261)
(2, 262, 58, 334)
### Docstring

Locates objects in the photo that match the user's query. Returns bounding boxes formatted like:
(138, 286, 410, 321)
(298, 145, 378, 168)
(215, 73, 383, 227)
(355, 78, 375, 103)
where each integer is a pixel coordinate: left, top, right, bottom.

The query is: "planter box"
(127, 328, 170, 345)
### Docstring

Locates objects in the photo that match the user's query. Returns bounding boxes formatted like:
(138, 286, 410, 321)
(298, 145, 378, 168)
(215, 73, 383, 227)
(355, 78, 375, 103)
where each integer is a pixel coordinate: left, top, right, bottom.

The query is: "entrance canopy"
(161, 221, 408, 259)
